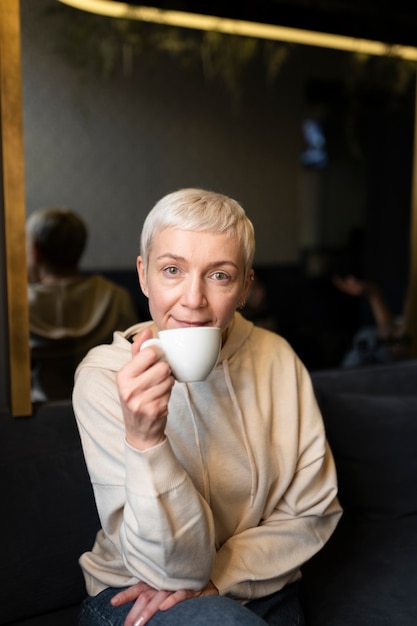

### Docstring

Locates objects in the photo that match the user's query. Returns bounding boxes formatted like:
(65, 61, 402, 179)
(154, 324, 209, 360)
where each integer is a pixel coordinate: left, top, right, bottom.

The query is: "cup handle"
(140, 338, 168, 363)
(140, 338, 162, 351)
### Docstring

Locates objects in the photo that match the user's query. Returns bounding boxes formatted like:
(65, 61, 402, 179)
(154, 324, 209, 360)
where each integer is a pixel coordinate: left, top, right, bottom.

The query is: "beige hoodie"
(73, 312, 342, 600)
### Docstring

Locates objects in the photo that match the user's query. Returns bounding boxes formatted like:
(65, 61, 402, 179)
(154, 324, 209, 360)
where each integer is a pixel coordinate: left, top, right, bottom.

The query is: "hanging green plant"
(40, 1, 291, 98)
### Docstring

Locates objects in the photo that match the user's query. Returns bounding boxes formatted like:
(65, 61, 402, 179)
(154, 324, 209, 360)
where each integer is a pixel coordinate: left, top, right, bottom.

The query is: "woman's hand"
(116, 328, 175, 450)
(111, 580, 219, 626)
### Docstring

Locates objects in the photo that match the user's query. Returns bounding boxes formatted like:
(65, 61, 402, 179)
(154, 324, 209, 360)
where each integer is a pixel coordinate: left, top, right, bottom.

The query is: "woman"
(73, 188, 342, 626)
(27, 207, 138, 401)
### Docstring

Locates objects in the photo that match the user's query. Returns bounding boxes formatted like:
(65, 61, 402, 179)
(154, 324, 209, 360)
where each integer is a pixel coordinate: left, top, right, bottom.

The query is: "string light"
(57, 0, 417, 61)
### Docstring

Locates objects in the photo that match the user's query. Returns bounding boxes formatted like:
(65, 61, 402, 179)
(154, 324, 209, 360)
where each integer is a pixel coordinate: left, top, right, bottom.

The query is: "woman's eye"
(163, 266, 179, 276)
(211, 271, 229, 281)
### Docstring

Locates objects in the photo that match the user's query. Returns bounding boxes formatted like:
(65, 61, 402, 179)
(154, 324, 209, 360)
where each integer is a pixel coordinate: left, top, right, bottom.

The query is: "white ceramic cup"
(140, 326, 222, 382)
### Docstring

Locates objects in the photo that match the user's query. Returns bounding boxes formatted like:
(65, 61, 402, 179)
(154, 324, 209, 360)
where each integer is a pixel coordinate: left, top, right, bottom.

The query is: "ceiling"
(120, 1, 417, 47)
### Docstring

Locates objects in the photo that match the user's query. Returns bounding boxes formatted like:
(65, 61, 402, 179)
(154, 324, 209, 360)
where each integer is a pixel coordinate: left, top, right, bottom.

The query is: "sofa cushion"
(311, 359, 417, 399)
(7, 605, 80, 626)
(301, 514, 417, 625)
(319, 392, 417, 519)
(0, 403, 100, 625)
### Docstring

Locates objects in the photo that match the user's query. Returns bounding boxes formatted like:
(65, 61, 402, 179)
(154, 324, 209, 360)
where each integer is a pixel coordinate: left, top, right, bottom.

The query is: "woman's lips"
(173, 320, 210, 328)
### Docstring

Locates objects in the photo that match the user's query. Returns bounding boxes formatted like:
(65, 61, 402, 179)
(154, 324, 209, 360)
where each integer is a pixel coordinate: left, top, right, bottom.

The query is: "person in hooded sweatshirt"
(27, 206, 138, 402)
(73, 188, 342, 626)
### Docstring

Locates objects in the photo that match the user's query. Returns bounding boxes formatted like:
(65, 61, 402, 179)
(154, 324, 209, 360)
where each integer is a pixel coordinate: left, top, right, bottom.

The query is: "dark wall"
(361, 87, 414, 316)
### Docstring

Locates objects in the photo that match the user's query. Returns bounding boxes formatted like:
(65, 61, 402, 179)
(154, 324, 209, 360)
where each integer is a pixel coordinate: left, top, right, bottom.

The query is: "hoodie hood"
(217, 313, 254, 363)
(29, 275, 132, 339)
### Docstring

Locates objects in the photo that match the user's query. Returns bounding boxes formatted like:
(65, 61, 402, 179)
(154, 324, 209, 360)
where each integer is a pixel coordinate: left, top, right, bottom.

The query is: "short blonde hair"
(140, 188, 255, 277)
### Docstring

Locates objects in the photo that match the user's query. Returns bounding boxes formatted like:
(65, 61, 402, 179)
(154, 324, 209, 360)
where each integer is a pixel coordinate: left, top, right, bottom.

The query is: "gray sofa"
(1, 359, 417, 625)
(301, 358, 417, 625)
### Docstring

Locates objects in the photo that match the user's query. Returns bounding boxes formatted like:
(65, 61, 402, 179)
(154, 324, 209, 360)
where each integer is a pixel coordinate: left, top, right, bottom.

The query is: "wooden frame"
(0, 0, 31, 416)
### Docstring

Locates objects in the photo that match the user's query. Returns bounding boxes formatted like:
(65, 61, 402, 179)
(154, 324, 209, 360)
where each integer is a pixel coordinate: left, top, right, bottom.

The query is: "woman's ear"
(136, 256, 148, 297)
(245, 270, 255, 300)
(240, 269, 254, 307)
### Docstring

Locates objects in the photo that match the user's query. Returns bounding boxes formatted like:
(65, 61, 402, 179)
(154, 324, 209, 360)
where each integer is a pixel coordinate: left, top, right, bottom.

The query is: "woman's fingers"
(125, 589, 173, 626)
(158, 588, 196, 611)
(112, 581, 219, 625)
(116, 330, 174, 449)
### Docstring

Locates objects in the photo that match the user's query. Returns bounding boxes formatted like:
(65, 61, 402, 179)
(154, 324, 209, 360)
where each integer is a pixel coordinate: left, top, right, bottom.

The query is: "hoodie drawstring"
(222, 360, 258, 507)
(182, 384, 211, 504)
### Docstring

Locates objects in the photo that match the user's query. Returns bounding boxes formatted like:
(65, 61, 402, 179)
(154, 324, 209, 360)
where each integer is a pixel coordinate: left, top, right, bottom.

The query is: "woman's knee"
(79, 588, 133, 626)
(149, 595, 267, 626)
(79, 590, 267, 626)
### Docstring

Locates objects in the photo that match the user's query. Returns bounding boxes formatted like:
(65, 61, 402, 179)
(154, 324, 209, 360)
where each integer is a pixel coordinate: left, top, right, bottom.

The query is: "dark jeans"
(79, 582, 304, 626)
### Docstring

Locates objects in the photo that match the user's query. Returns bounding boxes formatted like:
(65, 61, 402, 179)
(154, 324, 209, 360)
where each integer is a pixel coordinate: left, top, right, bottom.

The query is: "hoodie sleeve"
(210, 349, 342, 601)
(72, 342, 215, 592)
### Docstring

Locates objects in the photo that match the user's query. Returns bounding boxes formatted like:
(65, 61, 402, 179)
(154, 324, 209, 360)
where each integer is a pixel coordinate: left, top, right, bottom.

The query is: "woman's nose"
(182, 277, 207, 308)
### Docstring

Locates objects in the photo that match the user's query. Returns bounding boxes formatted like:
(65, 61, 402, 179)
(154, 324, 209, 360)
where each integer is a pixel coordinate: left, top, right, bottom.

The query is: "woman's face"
(137, 227, 252, 333)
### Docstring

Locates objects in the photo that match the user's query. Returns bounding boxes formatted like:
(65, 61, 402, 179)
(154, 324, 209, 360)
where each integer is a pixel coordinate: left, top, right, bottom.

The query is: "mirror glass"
(19, 0, 416, 393)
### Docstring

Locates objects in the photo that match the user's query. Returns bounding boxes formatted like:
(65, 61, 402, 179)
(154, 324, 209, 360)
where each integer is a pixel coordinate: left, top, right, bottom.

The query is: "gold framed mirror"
(0, 0, 31, 416)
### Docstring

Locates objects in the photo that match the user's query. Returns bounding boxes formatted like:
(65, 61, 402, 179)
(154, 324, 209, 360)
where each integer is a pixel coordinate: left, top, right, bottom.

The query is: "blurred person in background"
(27, 206, 138, 402)
(332, 274, 411, 367)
